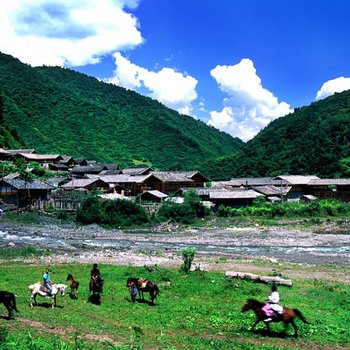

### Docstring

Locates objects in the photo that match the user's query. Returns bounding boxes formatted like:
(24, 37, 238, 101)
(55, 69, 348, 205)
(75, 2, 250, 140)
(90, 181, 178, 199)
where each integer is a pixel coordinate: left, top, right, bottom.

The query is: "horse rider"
(43, 268, 53, 295)
(90, 263, 101, 280)
(264, 284, 283, 322)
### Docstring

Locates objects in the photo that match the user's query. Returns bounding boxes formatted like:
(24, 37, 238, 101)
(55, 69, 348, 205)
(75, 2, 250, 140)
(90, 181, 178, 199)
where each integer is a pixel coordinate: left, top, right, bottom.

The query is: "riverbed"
(1, 217, 350, 276)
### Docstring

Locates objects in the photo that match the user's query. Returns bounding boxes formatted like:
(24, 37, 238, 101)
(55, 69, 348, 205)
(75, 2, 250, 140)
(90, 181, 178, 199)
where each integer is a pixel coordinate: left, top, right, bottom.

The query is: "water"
(1, 229, 350, 265)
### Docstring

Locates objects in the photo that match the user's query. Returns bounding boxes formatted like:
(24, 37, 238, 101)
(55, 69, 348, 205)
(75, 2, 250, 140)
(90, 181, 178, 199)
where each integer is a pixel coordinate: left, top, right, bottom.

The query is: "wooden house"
(228, 177, 289, 188)
(150, 171, 210, 193)
(137, 190, 168, 203)
(307, 178, 350, 202)
(250, 185, 287, 201)
(209, 189, 263, 209)
(97, 174, 163, 196)
(70, 165, 108, 178)
(12, 153, 63, 167)
(0, 178, 53, 207)
(60, 178, 109, 192)
(122, 167, 153, 176)
(274, 175, 320, 201)
(59, 156, 75, 167)
(49, 163, 69, 172)
(0, 148, 36, 161)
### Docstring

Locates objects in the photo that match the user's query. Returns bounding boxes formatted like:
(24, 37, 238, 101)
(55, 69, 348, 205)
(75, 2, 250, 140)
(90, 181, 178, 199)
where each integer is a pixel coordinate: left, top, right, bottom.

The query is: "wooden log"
(225, 271, 293, 286)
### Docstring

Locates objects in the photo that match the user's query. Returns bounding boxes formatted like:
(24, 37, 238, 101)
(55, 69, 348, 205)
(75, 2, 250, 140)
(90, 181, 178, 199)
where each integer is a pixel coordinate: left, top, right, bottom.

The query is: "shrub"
(157, 202, 196, 224)
(180, 247, 196, 273)
(76, 196, 148, 227)
(100, 199, 149, 227)
(76, 196, 103, 224)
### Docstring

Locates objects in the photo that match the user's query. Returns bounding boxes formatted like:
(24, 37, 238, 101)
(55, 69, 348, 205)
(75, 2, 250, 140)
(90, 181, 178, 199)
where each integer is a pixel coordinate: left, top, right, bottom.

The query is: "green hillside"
(0, 52, 243, 170)
(200, 89, 350, 179)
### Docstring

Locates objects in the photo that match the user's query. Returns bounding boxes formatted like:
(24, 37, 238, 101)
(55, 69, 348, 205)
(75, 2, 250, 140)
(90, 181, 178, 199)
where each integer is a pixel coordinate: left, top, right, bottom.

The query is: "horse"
(0, 291, 18, 319)
(126, 277, 159, 305)
(66, 274, 79, 299)
(241, 299, 309, 338)
(29, 282, 67, 308)
(89, 274, 103, 295)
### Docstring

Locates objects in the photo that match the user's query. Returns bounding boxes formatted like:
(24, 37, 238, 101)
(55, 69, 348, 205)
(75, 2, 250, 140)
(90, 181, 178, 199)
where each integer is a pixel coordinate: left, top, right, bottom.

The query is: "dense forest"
(0, 52, 243, 170)
(2, 51, 350, 179)
(200, 89, 350, 179)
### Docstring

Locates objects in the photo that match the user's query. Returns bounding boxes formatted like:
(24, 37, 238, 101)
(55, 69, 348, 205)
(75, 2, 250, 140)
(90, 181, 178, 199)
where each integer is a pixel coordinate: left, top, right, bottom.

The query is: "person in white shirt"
(264, 284, 283, 322)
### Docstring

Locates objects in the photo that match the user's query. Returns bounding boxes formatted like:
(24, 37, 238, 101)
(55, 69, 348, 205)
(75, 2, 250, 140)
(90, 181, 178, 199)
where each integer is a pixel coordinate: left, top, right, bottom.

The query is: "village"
(1, 147, 350, 213)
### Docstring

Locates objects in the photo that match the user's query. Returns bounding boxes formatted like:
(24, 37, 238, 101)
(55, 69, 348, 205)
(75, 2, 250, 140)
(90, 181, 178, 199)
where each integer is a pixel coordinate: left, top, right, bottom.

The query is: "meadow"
(1, 258, 350, 349)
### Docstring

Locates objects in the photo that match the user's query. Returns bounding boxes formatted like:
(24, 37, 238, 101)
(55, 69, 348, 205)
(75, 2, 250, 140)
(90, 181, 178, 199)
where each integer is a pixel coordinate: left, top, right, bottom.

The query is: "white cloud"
(208, 58, 293, 141)
(315, 77, 350, 101)
(0, 0, 143, 67)
(106, 52, 198, 115)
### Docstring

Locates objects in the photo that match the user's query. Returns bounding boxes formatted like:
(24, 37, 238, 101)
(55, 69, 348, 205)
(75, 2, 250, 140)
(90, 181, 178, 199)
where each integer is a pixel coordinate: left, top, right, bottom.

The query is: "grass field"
(0, 259, 350, 349)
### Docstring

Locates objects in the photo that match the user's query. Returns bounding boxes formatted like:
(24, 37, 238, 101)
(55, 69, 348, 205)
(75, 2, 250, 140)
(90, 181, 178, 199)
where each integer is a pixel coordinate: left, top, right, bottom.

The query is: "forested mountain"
(0, 52, 243, 170)
(200, 89, 350, 179)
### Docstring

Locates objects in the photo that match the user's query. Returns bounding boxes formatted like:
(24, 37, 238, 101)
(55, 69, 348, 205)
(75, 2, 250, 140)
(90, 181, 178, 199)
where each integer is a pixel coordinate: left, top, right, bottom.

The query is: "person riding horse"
(262, 284, 284, 322)
(90, 263, 103, 294)
(43, 268, 53, 295)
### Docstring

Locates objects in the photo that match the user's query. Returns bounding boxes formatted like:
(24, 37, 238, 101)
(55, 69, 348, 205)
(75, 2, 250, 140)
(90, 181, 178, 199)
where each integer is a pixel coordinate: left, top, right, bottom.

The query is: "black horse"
(0, 291, 18, 319)
(126, 277, 159, 305)
(89, 275, 103, 295)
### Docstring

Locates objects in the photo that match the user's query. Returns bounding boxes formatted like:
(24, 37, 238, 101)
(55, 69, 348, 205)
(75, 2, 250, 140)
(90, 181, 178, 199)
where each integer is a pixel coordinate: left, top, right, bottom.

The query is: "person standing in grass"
(129, 281, 137, 302)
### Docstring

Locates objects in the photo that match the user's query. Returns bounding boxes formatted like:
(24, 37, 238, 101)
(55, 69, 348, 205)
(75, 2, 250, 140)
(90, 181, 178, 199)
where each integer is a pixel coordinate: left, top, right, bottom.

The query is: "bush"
(180, 247, 196, 273)
(157, 202, 196, 224)
(76, 196, 103, 224)
(76, 196, 149, 227)
(100, 199, 149, 227)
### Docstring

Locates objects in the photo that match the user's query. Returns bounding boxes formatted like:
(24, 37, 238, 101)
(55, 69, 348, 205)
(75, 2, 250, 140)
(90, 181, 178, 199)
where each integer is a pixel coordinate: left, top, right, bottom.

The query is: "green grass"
(0, 246, 50, 259)
(1, 211, 42, 225)
(0, 262, 350, 349)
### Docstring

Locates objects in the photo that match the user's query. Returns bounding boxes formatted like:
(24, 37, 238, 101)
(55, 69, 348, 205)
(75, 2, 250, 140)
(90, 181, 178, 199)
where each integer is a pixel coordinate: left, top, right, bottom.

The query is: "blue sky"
(1, 1, 350, 141)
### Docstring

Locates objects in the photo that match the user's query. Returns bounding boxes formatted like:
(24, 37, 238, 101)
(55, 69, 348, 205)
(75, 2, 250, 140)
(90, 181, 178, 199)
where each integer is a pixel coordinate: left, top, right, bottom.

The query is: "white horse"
(29, 282, 67, 308)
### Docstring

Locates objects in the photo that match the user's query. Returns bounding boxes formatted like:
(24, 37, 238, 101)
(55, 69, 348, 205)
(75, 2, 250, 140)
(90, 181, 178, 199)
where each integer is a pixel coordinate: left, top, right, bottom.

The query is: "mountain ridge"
(0, 52, 243, 170)
(199, 89, 350, 179)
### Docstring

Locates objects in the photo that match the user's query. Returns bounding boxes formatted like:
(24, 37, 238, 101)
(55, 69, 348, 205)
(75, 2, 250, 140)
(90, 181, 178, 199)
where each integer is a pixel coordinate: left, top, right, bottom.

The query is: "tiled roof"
(250, 185, 287, 196)
(209, 190, 262, 199)
(308, 179, 350, 186)
(99, 174, 152, 183)
(139, 190, 168, 199)
(70, 165, 106, 174)
(61, 178, 107, 188)
(275, 175, 320, 185)
(18, 153, 62, 161)
(151, 172, 194, 182)
(230, 177, 288, 186)
(122, 167, 153, 175)
(2, 179, 53, 190)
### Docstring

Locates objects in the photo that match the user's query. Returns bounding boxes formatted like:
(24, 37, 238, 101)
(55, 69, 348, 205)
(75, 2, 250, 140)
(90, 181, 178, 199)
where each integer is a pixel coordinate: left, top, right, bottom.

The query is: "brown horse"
(126, 277, 159, 305)
(66, 274, 79, 299)
(241, 299, 309, 338)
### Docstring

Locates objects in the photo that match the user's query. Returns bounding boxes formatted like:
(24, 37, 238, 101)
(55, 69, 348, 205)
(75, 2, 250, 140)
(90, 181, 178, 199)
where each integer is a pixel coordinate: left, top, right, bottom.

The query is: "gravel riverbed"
(1, 218, 350, 282)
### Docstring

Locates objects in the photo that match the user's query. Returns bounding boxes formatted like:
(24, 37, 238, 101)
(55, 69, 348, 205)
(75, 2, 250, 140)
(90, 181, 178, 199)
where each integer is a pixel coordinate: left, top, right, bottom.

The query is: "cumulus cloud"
(208, 58, 293, 141)
(106, 52, 198, 115)
(315, 77, 350, 101)
(0, 0, 143, 67)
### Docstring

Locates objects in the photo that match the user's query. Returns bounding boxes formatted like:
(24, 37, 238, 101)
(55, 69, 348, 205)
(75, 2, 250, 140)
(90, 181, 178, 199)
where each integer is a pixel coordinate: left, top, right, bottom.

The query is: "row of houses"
(1, 148, 350, 211)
